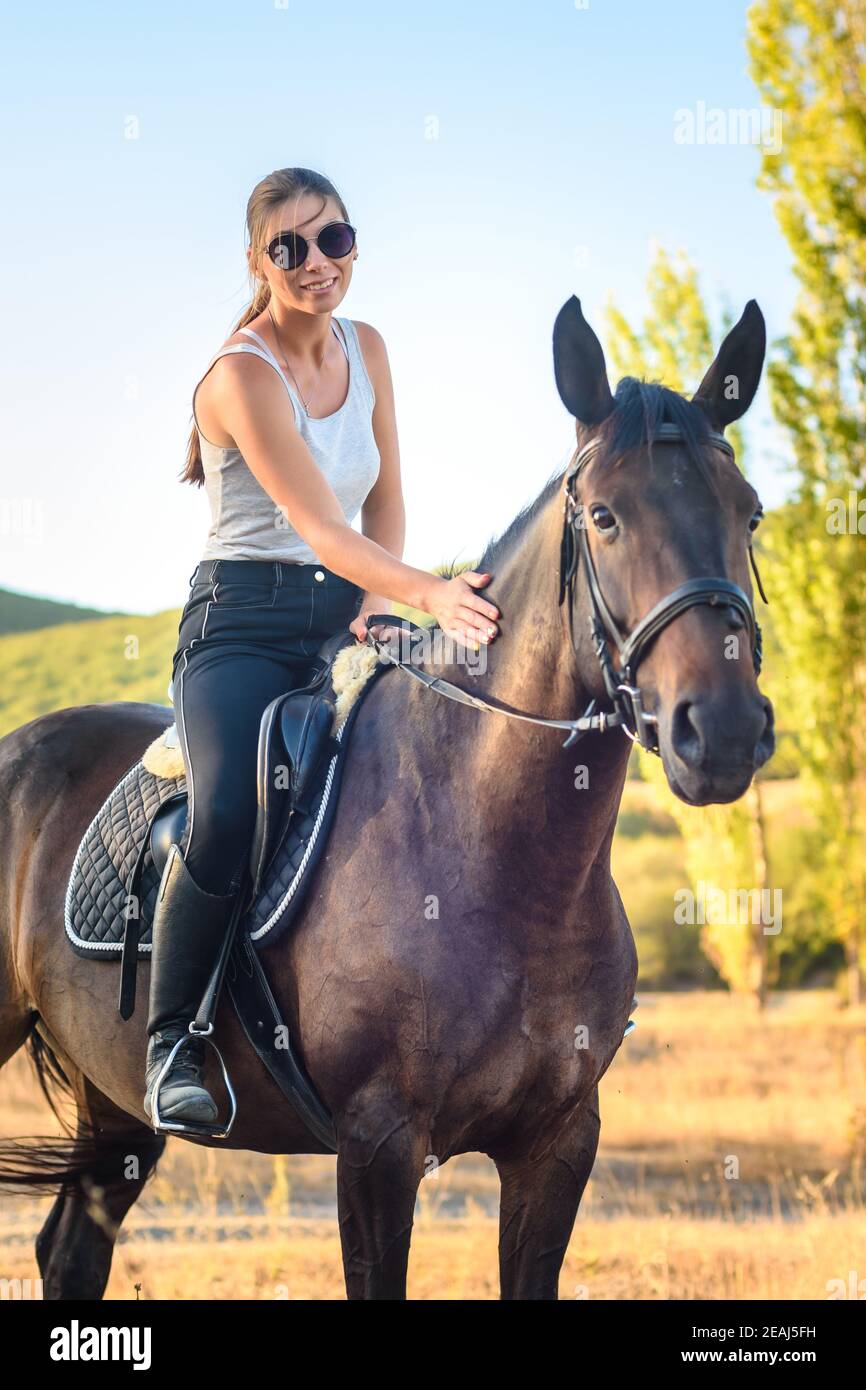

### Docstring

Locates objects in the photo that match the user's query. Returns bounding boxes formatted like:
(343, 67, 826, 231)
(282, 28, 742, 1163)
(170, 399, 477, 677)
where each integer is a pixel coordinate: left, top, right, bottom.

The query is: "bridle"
(559, 422, 765, 754)
(363, 423, 765, 756)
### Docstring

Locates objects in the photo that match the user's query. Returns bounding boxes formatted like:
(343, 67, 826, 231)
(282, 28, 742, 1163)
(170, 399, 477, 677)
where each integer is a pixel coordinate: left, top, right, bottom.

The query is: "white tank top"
(192, 317, 381, 564)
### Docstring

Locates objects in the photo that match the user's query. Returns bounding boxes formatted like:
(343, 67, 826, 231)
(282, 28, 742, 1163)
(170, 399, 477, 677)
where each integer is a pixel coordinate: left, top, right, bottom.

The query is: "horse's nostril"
(670, 699, 703, 766)
(754, 699, 775, 768)
(670, 693, 773, 772)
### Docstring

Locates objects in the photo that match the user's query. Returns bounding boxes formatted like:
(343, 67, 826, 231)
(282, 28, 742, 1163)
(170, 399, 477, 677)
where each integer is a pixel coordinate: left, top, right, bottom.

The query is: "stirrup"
(150, 1021, 238, 1139)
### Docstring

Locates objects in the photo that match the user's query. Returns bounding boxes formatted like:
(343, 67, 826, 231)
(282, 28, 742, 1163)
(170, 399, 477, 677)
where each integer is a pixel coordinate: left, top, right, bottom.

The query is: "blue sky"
(1, 0, 796, 614)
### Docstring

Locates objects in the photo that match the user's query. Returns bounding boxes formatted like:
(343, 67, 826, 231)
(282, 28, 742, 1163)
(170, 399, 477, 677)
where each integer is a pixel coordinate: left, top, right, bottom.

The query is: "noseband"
(363, 422, 765, 757)
(559, 422, 764, 754)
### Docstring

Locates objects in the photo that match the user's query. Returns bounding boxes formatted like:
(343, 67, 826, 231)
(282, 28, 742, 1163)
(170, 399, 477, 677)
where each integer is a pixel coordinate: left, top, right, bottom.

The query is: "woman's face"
(254, 193, 355, 314)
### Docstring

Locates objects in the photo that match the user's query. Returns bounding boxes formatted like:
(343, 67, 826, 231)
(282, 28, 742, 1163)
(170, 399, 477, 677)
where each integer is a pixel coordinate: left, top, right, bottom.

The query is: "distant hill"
(0, 586, 129, 636)
(0, 606, 181, 738)
(0, 581, 432, 741)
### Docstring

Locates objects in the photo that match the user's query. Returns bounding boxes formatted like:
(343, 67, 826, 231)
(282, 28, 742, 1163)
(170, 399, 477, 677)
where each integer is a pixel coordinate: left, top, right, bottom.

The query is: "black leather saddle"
(149, 630, 352, 892)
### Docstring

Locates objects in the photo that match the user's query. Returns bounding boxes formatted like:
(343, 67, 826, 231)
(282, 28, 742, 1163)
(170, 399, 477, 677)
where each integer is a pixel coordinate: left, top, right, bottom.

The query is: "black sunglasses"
(264, 220, 357, 271)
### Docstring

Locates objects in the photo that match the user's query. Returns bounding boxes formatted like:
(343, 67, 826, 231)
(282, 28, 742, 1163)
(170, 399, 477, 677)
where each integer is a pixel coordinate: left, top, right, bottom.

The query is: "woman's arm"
(213, 346, 500, 648)
(350, 322, 406, 637)
(350, 495, 405, 640)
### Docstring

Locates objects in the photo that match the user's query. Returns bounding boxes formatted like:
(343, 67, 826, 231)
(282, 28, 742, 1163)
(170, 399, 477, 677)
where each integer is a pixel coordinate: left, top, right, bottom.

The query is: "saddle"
(148, 631, 348, 894)
(64, 629, 390, 1149)
(250, 631, 346, 896)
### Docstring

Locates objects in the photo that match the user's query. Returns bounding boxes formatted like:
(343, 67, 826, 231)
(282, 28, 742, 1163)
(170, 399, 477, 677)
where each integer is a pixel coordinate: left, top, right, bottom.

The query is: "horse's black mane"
(472, 472, 562, 576)
(476, 378, 716, 574)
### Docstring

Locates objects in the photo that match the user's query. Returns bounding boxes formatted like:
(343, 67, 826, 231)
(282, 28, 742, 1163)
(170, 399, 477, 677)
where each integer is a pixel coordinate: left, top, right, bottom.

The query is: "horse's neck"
(411, 490, 631, 882)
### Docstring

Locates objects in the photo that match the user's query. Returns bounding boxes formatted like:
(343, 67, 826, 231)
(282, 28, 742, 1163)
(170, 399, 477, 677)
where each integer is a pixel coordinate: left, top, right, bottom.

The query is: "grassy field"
(1, 991, 863, 1300)
(0, 609, 180, 736)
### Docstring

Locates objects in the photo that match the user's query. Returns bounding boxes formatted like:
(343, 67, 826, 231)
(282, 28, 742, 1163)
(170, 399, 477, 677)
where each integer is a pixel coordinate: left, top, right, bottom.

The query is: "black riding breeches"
(170, 558, 363, 896)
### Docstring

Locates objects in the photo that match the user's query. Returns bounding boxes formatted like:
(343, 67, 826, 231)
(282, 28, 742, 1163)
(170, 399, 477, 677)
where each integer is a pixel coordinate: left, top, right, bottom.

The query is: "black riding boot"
(144, 843, 239, 1130)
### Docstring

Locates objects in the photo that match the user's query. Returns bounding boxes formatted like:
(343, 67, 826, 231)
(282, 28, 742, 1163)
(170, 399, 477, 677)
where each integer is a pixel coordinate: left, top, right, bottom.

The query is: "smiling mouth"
(302, 276, 337, 292)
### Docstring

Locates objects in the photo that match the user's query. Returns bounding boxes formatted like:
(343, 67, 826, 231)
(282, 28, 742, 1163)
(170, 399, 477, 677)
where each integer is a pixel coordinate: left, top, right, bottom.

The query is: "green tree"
(748, 0, 866, 1002)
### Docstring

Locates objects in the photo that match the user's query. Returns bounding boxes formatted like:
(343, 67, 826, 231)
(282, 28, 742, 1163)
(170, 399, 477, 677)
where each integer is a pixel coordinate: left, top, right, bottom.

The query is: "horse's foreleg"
(336, 1106, 426, 1300)
(491, 1087, 601, 1301)
(36, 1076, 164, 1301)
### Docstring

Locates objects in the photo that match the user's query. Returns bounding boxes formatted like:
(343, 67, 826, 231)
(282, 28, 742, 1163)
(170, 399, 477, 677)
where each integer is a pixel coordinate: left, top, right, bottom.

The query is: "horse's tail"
(0, 1022, 162, 1194)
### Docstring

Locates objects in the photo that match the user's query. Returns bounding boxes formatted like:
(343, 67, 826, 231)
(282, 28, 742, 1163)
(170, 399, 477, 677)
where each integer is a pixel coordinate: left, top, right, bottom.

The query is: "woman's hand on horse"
(427, 572, 499, 650)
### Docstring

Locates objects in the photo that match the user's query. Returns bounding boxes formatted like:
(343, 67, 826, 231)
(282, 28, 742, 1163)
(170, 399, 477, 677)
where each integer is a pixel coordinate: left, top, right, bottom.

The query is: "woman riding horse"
(146, 167, 501, 1130)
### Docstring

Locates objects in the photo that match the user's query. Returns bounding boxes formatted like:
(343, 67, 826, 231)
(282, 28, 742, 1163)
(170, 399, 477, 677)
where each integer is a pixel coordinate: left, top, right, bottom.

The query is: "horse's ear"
(692, 300, 766, 429)
(553, 296, 615, 426)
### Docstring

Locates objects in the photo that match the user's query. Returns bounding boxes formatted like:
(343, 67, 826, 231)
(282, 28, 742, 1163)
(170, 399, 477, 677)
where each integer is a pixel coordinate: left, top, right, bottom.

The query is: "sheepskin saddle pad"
(65, 635, 386, 963)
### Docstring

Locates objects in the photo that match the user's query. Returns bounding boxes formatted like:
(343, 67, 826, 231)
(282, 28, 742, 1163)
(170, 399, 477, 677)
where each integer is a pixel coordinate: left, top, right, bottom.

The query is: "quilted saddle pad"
(65, 695, 366, 961)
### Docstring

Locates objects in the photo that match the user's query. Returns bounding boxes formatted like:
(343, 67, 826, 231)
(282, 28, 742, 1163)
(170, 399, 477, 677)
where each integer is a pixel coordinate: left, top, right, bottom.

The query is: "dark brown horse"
(0, 298, 773, 1299)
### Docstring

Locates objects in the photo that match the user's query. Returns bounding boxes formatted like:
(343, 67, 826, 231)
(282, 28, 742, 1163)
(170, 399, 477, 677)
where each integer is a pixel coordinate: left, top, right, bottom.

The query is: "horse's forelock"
(596, 378, 720, 491)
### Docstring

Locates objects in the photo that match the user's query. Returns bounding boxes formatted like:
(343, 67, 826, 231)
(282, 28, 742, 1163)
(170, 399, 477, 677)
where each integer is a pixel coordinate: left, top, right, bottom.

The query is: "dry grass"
(1, 991, 864, 1300)
(3, 1215, 859, 1301)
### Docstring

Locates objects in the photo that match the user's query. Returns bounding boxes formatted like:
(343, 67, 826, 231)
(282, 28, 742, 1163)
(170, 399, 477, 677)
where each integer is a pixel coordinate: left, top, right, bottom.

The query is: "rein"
(362, 614, 628, 745)
(363, 424, 766, 756)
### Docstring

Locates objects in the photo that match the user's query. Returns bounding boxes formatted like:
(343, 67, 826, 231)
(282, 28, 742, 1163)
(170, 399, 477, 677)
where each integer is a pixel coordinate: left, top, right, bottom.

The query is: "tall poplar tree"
(748, 0, 866, 1001)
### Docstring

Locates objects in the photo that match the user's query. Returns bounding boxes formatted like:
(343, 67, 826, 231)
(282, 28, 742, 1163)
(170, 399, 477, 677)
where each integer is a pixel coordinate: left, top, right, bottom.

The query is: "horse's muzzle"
(659, 689, 775, 805)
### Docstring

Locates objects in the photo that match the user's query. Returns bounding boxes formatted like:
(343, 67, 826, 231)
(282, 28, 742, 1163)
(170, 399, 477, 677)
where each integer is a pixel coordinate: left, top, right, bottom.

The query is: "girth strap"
(118, 828, 153, 1020)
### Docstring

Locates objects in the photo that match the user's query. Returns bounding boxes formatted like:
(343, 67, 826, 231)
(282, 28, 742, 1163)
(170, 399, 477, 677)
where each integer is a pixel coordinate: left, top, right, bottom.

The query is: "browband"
(567, 421, 736, 485)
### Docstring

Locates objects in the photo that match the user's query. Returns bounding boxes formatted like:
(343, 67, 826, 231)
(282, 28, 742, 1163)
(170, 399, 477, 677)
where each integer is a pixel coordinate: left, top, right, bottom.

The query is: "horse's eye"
(749, 509, 764, 534)
(591, 505, 617, 532)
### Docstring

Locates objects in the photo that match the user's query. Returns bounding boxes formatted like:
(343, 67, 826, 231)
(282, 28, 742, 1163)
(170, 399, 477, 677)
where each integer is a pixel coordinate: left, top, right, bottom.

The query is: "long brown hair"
(181, 167, 350, 486)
